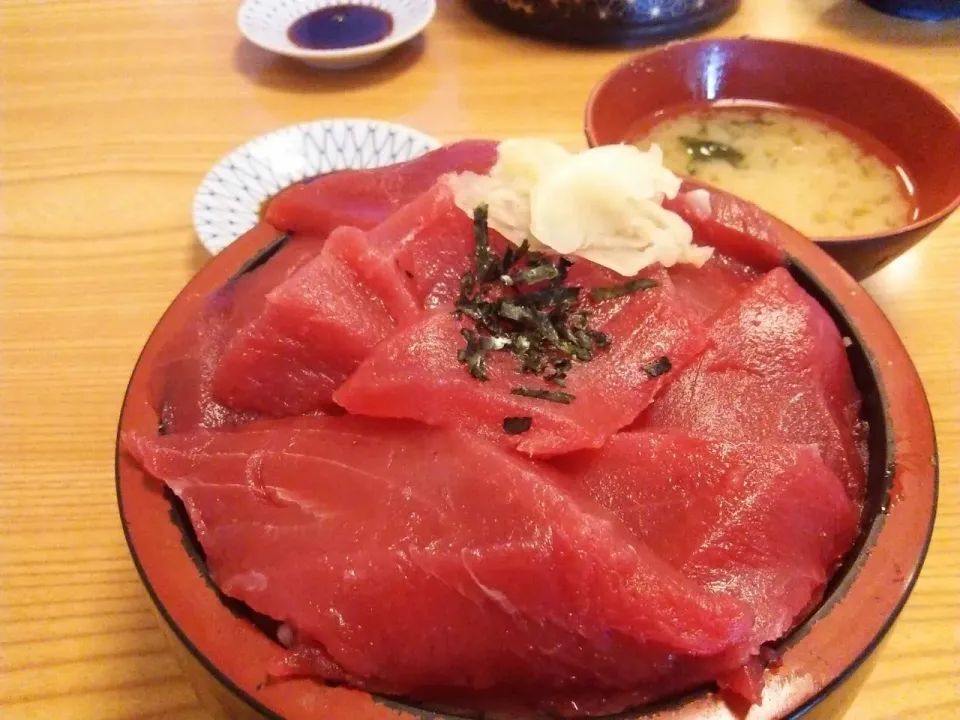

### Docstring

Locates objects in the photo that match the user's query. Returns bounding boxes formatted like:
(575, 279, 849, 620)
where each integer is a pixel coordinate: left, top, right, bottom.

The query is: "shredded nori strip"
(552, 256, 573, 287)
(589, 277, 660, 302)
(520, 351, 547, 374)
(472, 204, 498, 283)
(511, 387, 575, 404)
(680, 137, 745, 167)
(525, 250, 546, 265)
(458, 271, 476, 302)
(643, 356, 672, 378)
(520, 285, 581, 308)
(503, 416, 533, 434)
(586, 328, 611, 348)
(545, 356, 571, 386)
(512, 264, 559, 285)
(499, 238, 530, 281)
(457, 328, 489, 381)
(479, 335, 512, 352)
(498, 299, 537, 325)
(457, 206, 667, 401)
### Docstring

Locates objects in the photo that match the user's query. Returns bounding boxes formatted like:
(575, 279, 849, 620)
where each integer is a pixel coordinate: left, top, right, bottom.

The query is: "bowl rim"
(583, 36, 960, 246)
(116, 188, 938, 719)
(236, 0, 437, 61)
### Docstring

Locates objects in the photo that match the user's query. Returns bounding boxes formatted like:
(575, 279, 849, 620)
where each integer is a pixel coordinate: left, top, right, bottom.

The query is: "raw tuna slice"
(382, 183, 511, 309)
(335, 267, 710, 457)
(361, 181, 514, 309)
(665, 186, 787, 272)
(152, 231, 328, 433)
(123, 418, 753, 716)
(264, 140, 499, 235)
(151, 288, 258, 434)
(224, 233, 328, 336)
(667, 253, 760, 323)
(637, 267, 867, 504)
(155, 153, 490, 430)
(213, 227, 419, 417)
(553, 430, 859, 701)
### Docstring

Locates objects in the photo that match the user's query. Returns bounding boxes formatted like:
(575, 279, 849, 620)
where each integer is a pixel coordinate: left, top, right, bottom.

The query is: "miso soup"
(637, 107, 914, 238)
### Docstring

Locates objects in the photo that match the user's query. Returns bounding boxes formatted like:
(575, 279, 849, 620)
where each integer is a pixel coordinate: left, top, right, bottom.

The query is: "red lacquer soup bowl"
(584, 38, 960, 280)
(116, 186, 937, 720)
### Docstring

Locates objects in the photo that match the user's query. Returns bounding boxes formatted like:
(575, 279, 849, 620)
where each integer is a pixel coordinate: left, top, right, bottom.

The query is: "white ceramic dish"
(192, 118, 440, 254)
(237, 0, 436, 70)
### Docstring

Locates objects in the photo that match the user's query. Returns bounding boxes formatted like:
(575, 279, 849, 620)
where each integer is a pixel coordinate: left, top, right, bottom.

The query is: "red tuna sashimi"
(637, 267, 867, 504)
(224, 233, 328, 335)
(159, 144, 494, 431)
(123, 418, 753, 715)
(264, 140, 499, 235)
(553, 430, 859, 700)
(210, 182, 493, 420)
(151, 231, 328, 433)
(667, 252, 760, 323)
(151, 288, 259, 433)
(335, 268, 709, 457)
(360, 181, 514, 309)
(665, 187, 787, 272)
(378, 182, 510, 309)
(213, 227, 419, 417)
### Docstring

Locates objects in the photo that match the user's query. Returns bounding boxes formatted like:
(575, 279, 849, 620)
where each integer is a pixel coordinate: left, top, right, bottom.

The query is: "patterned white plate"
(237, 0, 436, 70)
(192, 119, 441, 254)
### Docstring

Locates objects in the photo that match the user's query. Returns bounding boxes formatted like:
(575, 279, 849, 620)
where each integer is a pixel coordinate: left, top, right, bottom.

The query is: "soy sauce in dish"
(287, 5, 394, 50)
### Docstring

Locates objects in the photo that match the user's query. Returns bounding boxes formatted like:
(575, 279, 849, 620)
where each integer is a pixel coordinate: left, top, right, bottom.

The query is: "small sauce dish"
(237, 0, 436, 70)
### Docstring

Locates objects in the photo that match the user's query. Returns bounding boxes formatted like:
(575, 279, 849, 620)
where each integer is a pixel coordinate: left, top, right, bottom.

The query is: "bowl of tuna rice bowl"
(585, 37, 960, 280)
(117, 138, 936, 720)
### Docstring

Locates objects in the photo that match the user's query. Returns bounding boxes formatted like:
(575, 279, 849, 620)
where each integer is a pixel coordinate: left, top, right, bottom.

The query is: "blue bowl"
(860, 0, 960, 20)
(466, 0, 740, 45)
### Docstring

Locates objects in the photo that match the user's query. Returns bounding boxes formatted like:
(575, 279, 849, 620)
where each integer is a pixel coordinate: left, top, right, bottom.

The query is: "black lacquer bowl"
(465, 0, 740, 46)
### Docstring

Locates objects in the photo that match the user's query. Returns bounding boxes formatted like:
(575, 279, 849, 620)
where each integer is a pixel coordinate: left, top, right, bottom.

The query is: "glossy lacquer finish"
(466, 0, 740, 45)
(3, 1, 959, 719)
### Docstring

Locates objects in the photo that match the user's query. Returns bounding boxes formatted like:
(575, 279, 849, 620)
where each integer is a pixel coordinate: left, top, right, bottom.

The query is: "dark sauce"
(287, 5, 393, 50)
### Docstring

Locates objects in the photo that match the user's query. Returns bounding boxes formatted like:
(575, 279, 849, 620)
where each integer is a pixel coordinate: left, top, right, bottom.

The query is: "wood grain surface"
(1, 1, 958, 718)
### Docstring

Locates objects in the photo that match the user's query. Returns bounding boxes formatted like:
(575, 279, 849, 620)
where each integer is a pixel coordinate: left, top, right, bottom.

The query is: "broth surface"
(637, 107, 913, 238)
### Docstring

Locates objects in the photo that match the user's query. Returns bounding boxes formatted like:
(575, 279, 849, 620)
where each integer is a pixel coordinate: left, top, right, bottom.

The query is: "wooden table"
(2, 1, 958, 718)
